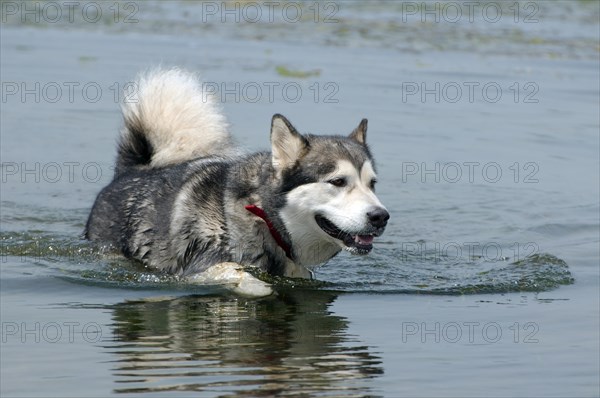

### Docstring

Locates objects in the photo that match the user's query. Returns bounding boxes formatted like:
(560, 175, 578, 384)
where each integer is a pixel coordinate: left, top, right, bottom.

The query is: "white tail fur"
(118, 68, 235, 169)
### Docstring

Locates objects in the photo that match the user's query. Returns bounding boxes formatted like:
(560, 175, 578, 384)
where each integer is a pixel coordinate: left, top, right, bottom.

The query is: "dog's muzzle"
(315, 207, 389, 255)
(367, 208, 390, 230)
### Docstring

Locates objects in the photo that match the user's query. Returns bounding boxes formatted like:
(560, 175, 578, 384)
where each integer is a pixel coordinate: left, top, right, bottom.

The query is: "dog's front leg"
(283, 261, 314, 279)
(186, 262, 273, 297)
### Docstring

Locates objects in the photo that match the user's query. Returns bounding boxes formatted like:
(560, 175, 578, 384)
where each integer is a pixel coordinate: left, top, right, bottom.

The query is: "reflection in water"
(106, 290, 383, 396)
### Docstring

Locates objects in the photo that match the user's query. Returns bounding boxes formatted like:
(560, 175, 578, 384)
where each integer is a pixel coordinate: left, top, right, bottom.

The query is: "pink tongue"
(354, 235, 374, 245)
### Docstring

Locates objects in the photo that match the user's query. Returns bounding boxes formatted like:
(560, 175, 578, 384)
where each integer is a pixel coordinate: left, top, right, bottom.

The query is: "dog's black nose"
(367, 208, 389, 229)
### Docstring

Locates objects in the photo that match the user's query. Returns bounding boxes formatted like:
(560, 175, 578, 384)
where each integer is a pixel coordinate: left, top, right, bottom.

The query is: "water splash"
(1, 231, 574, 295)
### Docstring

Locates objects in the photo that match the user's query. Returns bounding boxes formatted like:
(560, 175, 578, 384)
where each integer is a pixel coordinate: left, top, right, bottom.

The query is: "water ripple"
(1, 231, 574, 295)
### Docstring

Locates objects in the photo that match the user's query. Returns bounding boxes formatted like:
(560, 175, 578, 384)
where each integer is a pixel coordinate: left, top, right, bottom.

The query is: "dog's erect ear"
(271, 114, 309, 173)
(349, 118, 368, 145)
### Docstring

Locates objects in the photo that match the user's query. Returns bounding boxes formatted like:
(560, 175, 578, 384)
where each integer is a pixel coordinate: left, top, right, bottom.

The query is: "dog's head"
(271, 114, 389, 267)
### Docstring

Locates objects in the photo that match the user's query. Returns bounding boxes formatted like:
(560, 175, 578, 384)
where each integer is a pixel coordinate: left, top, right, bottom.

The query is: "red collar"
(245, 204, 292, 259)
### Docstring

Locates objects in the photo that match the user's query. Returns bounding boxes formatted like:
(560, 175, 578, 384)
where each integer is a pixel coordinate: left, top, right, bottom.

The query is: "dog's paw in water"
(186, 262, 273, 298)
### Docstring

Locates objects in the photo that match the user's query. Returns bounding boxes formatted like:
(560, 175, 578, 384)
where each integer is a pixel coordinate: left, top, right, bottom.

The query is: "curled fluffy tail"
(116, 68, 234, 172)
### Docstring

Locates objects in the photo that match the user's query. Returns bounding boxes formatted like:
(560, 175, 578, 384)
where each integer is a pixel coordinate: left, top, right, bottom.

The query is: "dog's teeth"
(354, 235, 374, 245)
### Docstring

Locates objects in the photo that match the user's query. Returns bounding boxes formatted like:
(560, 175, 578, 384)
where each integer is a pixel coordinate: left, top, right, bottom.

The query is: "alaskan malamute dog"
(85, 69, 389, 296)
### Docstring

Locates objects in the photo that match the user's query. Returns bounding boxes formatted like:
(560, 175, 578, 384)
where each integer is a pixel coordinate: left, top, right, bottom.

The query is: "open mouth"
(315, 215, 378, 255)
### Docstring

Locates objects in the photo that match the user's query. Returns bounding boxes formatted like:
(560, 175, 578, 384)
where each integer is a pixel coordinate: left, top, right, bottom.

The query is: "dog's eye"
(328, 177, 347, 187)
(369, 179, 377, 190)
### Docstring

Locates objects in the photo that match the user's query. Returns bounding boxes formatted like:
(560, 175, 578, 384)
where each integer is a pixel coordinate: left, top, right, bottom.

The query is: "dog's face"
(272, 115, 389, 267)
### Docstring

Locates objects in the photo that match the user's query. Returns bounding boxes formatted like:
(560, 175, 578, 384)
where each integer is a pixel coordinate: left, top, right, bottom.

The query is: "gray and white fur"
(85, 68, 389, 296)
